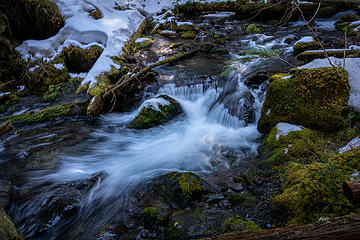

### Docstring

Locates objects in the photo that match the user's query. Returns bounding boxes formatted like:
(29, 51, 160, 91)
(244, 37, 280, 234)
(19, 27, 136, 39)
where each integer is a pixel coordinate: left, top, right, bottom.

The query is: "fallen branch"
(104, 50, 198, 98)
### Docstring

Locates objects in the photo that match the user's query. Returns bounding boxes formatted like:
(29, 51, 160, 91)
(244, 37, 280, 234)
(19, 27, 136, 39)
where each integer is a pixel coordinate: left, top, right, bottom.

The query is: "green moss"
(293, 40, 319, 55)
(0, 206, 24, 240)
(268, 73, 291, 83)
(297, 50, 360, 63)
(27, 61, 69, 94)
(130, 95, 181, 129)
(167, 172, 207, 200)
(223, 216, 261, 233)
(59, 45, 102, 73)
(246, 24, 260, 34)
(272, 150, 359, 225)
(0, 105, 6, 113)
(169, 42, 183, 49)
(180, 31, 197, 39)
(87, 75, 112, 97)
(176, 23, 199, 32)
(258, 67, 349, 134)
(135, 37, 154, 49)
(8, 102, 86, 123)
(42, 83, 66, 102)
(144, 207, 159, 219)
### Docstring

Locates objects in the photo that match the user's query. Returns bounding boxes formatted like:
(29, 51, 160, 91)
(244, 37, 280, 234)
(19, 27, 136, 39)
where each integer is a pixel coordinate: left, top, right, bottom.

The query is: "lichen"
(258, 67, 349, 134)
(223, 216, 261, 233)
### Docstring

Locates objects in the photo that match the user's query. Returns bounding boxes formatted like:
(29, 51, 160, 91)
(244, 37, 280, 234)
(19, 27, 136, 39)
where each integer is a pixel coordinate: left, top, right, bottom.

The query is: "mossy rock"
(158, 30, 176, 38)
(42, 82, 66, 102)
(272, 148, 360, 225)
(176, 23, 199, 32)
(0, 206, 23, 240)
(135, 37, 154, 49)
(167, 208, 232, 239)
(246, 24, 260, 34)
(335, 14, 360, 31)
(60, 45, 103, 73)
(152, 172, 210, 208)
(130, 95, 182, 129)
(7, 102, 87, 123)
(258, 67, 349, 134)
(180, 31, 197, 39)
(223, 216, 261, 233)
(87, 74, 112, 97)
(27, 61, 69, 95)
(169, 42, 183, 49)
(293, 40, 319, 55)
(262, 125, 330, 166)
(297, 50, 360, 63)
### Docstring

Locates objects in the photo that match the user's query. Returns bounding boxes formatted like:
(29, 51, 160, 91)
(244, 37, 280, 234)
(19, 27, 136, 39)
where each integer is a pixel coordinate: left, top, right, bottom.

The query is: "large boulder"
(130, 95, 182, 129)
(258, 67, 349, 134)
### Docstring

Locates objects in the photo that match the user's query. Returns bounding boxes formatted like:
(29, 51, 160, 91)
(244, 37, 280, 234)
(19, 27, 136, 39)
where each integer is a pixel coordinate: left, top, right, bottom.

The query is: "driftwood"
(343, 180, 360, 204)
(204, 214, 360, 240)
(103, 50, 198, 99)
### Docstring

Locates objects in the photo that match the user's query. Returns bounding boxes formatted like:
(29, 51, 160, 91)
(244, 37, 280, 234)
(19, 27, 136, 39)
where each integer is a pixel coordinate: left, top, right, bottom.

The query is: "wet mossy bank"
(257, 64, 360, 226)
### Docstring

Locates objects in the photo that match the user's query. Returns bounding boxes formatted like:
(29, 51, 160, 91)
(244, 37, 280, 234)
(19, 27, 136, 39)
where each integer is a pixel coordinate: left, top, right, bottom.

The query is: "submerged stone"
(130, 95, 182, 129)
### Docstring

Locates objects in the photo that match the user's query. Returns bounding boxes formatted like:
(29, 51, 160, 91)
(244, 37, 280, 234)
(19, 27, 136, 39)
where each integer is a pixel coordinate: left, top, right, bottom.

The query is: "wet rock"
(245, 72, 269, 88)
(258, 67, 349, 134)
(0, 120, 14, 136)
(227, 192, 256, 207)
(0, 206, 24, 240)
(293, 37, 319, 55)
(0, 180, 11, 208)
(203, 194, 225, 204)
(130, 95, 182, 129)
(152, 172, 212, 209)
(167, 208, 232, 239)
(229, 182, 244, 192)
(60, 45, 103, 73)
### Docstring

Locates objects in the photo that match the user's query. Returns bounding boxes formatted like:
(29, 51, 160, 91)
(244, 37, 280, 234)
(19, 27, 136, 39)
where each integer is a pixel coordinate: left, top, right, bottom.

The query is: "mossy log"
(344, 180, 360, 204)
(204, 214, 360, 240)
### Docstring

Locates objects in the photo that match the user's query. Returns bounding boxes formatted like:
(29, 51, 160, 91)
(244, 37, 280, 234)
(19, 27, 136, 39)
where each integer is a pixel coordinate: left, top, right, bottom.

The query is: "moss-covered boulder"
(293, 37, 319, 55)
(152, 172, 211, 208)
(130, 95, 182, 129)
(0, 206, 23, 240)
(258, 67, 349, 134)
(60, 45, 103, 73)
(27, 61, 69, 95)
(7, 102, 87, 123)
(223, 216, 261, 233)
(176, 22, 199, 32)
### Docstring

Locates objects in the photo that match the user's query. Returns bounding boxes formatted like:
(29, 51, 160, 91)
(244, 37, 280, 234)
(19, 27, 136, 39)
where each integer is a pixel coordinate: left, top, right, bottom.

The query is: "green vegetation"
(42, 83, 66, 102)
(180, 31, 197, 39)
(223, 216, 261, 233)
(7, 102, 86, 123)
(293, 40, 319, 55)
(167, 172, 207, 200)
(246, 24, 260, 34)
(135, 37, 154, 49)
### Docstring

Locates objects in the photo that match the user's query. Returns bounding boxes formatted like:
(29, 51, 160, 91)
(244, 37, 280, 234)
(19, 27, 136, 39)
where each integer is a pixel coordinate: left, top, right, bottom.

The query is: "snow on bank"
(16, 0, 234, 87)
(138, 97, 171, 112)
(338, 137, 360, 154)
(299, 57, 360, 113)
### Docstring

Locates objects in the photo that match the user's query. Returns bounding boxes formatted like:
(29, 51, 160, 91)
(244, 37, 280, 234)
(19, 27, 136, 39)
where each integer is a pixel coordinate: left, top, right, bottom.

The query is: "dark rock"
(167, 208, 232, 239)
(245, 72, 269, 88)
(152, 172, 212, 209)
(0, 180, 11, 209)
(229, 182, 244, 192)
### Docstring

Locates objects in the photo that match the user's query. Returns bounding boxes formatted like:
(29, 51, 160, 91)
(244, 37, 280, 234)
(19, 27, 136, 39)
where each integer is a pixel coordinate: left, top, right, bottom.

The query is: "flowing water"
(0, 15, 329, 238)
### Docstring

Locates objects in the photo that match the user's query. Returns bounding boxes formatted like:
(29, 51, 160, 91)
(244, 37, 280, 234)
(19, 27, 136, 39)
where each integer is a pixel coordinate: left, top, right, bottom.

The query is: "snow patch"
(138, 97, 171, 112)
(54, 63, 65, 70)
(338, 137, 360, 154)
(29, 65, 39, 72)
(135, 37, 151, 43)
(0, 92, 11, 97)
(276, 122, 303, 140)
(299, 57, 360, 112)
(295, 36, 313, 45)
